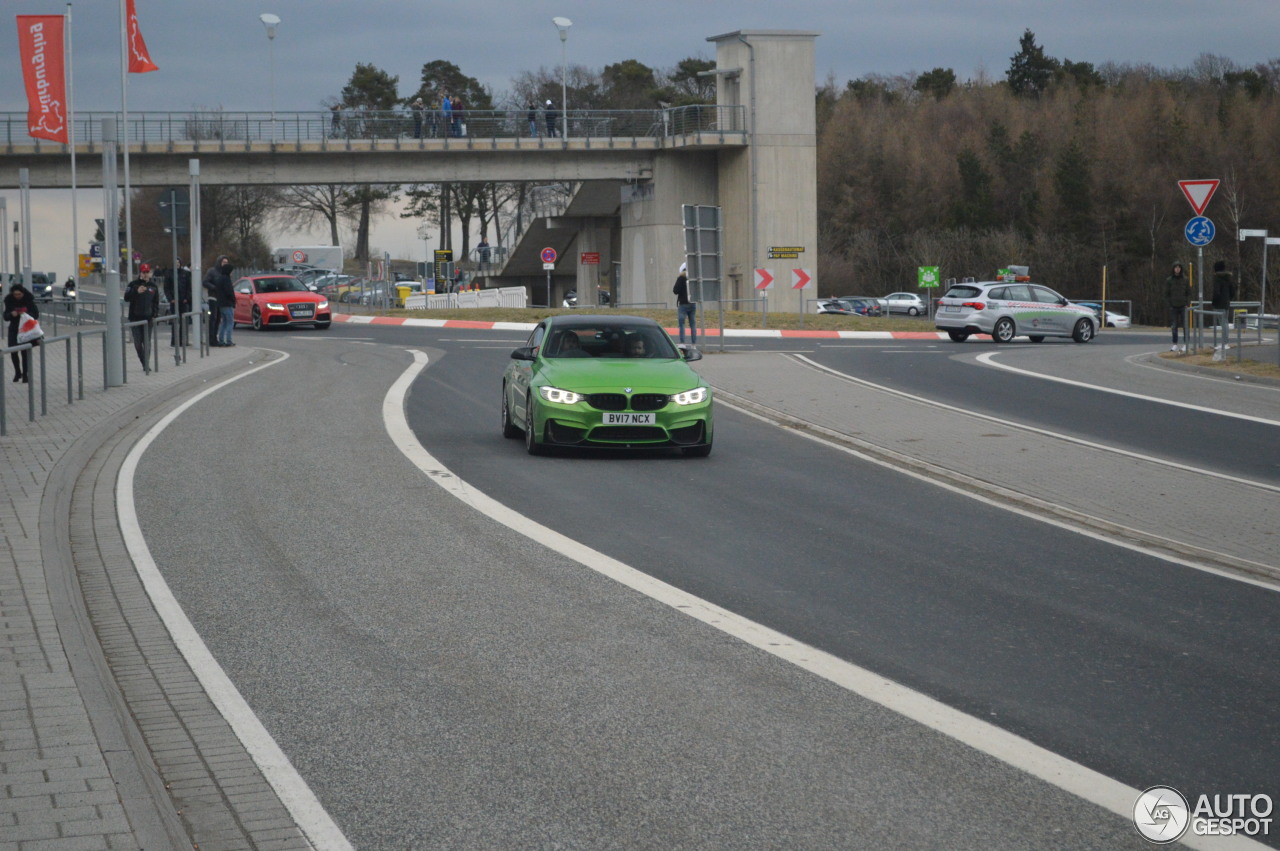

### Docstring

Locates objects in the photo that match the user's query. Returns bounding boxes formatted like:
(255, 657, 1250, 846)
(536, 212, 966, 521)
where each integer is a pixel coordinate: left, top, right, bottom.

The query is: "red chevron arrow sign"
(791, 268, 812, 289)
(754, 268, 774, 290)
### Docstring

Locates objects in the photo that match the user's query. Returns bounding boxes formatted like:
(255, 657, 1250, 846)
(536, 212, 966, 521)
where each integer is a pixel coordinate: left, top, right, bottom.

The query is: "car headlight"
(670, 387, 708, 405)
(266, 302, 285, 311)
(318, 299, 329, 309)
(539, 385, 583, 404)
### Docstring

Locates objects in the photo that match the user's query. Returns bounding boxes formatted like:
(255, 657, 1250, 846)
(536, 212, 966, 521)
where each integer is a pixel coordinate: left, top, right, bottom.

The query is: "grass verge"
(1159, 348, 1280, 380)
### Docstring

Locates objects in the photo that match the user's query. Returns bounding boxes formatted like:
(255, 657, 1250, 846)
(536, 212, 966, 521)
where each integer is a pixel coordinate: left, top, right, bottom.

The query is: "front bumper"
(534, 395, 713, 448)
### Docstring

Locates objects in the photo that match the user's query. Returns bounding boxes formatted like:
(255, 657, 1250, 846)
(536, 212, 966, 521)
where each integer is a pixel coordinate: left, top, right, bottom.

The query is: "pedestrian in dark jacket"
(124, 263, 160, 372)
(1164, 262, 1189, 351)
(673, 262, 696, 344)
(203, 255, 236, 346)
(4, 281, 40, 382)
(165, 261, 193, 346)
(1212, 260, 1234, 330)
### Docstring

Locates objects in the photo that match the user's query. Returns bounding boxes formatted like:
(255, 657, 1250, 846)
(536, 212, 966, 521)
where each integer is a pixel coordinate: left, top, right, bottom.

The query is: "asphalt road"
(132, 325, 1279, 848)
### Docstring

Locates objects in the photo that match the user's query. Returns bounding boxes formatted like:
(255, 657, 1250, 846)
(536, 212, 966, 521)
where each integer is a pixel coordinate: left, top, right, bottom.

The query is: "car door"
(1029, 285, 1067, 334)
(233, 280, 254, 324)
(509, 323, 545, 419)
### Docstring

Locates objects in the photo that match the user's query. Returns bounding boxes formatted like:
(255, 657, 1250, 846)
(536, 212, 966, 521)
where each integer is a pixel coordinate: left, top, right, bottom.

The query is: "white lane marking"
(383, 350, 1265, 850)
(117, 351, 354, 851)
(793, 354, 1280, 496)
(976, 351, 1280, 426)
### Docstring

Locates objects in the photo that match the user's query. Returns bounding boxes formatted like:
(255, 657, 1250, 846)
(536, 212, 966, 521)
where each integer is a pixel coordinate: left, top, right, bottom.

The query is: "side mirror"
(510, 346, 536, 361)
(677, 344, 702, 362)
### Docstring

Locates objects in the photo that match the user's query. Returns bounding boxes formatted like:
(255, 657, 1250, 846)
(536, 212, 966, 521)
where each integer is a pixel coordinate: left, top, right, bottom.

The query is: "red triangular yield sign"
(1178, 180, 1220, 216)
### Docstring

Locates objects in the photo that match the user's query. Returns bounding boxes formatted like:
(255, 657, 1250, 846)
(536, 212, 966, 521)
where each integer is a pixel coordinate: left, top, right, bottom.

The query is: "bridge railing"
(2, 105, 744, 149)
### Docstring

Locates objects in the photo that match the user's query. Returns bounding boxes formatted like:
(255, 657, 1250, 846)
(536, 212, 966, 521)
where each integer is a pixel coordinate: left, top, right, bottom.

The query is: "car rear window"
(942, 285, 982, 299)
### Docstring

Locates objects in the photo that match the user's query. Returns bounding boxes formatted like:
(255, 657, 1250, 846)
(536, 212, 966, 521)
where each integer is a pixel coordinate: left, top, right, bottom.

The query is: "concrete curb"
(1136, 348, 1280, 388)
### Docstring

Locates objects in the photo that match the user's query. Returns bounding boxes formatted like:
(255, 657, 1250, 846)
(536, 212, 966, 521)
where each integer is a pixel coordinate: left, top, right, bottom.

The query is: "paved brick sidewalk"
(1, 336, 308, 850)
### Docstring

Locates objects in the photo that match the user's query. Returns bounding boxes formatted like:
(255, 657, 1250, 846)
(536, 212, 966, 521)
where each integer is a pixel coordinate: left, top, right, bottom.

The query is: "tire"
(682, 442, 712, 457)
(908, 307, 920, 316)
(946, 330, 969, 343)
(524, 396, 545, 455)
(1029, 335, 1045, 343)
(313, 321, 331, 330)
(251, 307, 265, 331)
(502, 384, 520, 439)
(991, 317, 1016, 343)
(1072, 318, 1095, 343)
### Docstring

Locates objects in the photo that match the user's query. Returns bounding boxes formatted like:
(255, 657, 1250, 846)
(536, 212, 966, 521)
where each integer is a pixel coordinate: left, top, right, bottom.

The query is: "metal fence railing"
(0, 304, 209, 436)
(2, 104, 746, 150)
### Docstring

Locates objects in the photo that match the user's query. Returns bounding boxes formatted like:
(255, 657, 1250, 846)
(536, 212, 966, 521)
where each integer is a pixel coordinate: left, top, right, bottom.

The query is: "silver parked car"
(882, 292, 927, 316)
(935, 280, 1098, 343)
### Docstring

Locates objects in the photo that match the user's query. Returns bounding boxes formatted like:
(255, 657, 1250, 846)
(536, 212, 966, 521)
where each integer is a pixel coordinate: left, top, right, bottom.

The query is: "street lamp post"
(259, 14, 280, 143)
(553, 17, 572, 138)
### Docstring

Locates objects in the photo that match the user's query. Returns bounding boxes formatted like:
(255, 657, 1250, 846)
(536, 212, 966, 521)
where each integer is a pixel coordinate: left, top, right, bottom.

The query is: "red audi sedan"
(232, 275, 332, 331)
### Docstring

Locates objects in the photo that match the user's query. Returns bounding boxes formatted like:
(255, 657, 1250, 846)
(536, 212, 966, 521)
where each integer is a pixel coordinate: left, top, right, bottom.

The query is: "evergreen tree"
(1007, 29, 1058, 97)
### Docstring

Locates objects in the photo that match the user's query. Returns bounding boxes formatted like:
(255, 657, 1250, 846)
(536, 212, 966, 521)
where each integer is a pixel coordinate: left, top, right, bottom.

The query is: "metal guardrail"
(0, 307, 207, 436)
(2, 105, 745, 150)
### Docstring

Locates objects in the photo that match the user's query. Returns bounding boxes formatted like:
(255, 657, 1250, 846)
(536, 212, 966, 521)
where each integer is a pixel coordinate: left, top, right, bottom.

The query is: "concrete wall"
(710, 31, 819, 313)
(619, 151, 719, 308)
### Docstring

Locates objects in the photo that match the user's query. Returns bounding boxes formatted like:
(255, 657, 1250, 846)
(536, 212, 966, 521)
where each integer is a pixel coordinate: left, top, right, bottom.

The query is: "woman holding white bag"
(4, 281, 41, 383)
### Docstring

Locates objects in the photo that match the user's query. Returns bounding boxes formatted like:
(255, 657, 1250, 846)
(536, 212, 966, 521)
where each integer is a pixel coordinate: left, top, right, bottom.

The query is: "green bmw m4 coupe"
(502, 315, 713, 456)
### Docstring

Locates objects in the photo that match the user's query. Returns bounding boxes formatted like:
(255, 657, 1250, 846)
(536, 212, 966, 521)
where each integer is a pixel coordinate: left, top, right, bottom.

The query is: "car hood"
(538, 358, 702, 391)
(254, 292, 324, 302)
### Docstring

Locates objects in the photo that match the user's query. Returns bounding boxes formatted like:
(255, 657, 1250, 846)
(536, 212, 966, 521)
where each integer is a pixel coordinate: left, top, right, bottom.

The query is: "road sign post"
(540, 247, 557, 307)
(1179, 180, 1220, 343)
(918, 266, 939, 318)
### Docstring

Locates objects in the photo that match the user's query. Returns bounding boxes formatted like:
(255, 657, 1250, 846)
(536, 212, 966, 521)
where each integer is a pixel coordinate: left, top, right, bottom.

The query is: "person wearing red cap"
(124, 263, 160, 373)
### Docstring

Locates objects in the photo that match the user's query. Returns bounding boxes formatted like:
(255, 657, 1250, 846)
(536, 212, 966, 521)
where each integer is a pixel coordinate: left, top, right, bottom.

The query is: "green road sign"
(918, 266, 940, 288)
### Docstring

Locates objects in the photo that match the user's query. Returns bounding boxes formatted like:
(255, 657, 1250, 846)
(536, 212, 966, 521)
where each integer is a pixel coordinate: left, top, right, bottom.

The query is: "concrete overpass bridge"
(1, 31, 818, 310)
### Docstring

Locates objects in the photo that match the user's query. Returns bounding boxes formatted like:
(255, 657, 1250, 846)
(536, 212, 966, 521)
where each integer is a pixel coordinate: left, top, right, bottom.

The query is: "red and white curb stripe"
(334, 314, 951, 340)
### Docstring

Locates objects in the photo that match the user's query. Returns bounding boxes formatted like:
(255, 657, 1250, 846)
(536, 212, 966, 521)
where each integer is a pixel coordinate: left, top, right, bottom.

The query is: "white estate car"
(935, 280, 1098, 343)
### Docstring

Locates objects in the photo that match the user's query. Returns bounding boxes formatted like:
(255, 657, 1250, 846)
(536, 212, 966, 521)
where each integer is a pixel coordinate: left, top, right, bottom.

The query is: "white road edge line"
(793, 354, 1280, 496)
(975, 351, 1280, 425)
(117, 351, 355, 851)
(384, 349, 1264, 851)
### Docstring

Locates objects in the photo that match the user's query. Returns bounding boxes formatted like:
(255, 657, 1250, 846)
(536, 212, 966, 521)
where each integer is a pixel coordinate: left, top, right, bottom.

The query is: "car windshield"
(546, 323, 678, 359)
(254, 277, 308, 294)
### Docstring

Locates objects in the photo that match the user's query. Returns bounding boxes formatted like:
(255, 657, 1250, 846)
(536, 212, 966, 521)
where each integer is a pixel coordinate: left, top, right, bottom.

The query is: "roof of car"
(549, 314, 659, 328)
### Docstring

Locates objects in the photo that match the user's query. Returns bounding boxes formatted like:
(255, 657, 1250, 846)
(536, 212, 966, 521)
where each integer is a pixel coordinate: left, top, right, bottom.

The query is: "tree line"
(817, 30, 1280, 322)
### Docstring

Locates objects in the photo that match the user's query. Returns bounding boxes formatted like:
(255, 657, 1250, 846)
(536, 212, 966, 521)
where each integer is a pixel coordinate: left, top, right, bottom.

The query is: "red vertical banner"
(16, 15, 68, 143)
(125, 0, 158, 73)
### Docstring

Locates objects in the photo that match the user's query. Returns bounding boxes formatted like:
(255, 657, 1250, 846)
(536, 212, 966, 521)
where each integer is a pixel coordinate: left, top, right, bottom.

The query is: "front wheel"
(946, 330, 969, 343)
(991, 317, 1016, 344)
(1029, 335, 1045, 343)
(908, 307, 920, 316)
(524, 396, 545, 455)
(1072, 318, 1095, 343)
(251, 307, 265, 331)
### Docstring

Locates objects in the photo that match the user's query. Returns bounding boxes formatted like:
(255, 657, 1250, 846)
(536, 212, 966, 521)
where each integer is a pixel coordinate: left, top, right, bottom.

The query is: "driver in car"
(555, 331, 590, 357)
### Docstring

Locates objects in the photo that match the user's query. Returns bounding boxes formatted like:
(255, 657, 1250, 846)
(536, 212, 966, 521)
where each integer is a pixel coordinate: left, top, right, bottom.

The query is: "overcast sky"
(5, 0, 1279, 275)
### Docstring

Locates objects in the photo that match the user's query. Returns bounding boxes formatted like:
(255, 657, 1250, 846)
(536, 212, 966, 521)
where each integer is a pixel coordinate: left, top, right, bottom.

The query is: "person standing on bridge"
(441, 93, 453, 138)
(673, 262, 697, 345)
(545, 99, 559, 137)
(329, 103, 342, 138)
(527, 102, 538, 137)
(411, 98, 425, 138)
(1164, 261, 1189, 352)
